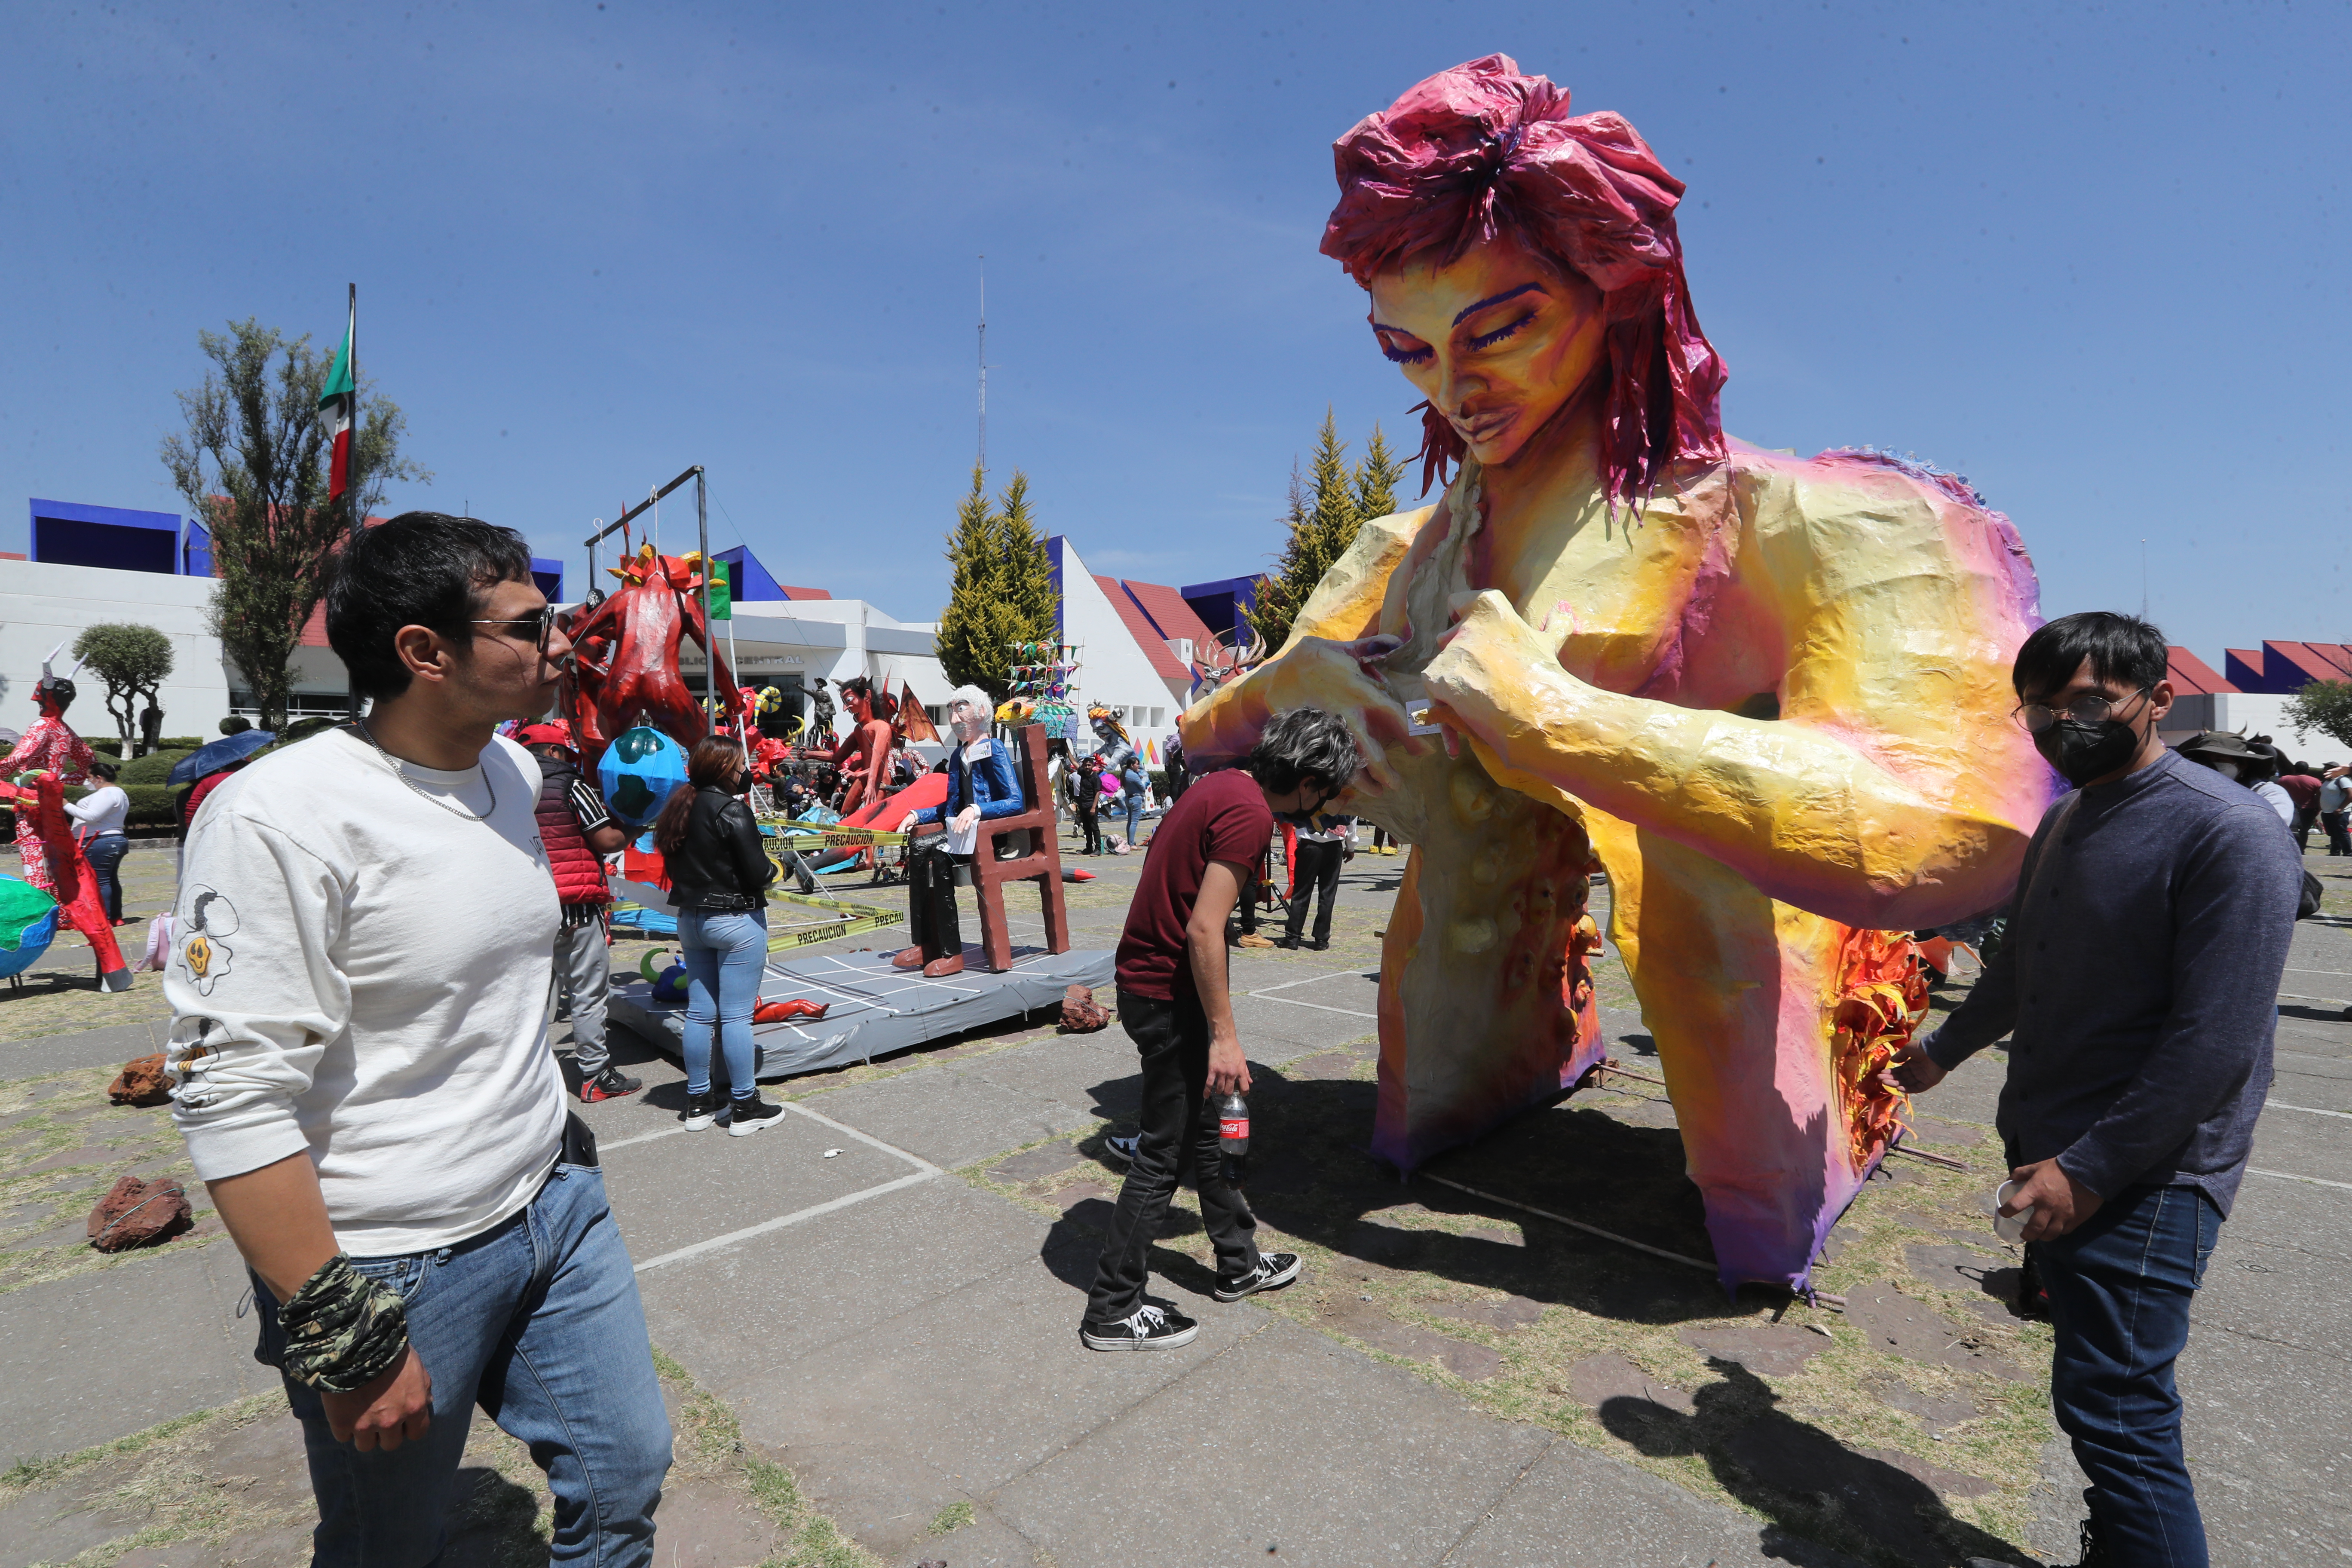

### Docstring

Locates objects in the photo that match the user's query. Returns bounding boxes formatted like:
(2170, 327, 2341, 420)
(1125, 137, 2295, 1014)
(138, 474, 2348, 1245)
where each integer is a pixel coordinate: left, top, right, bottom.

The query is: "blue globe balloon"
(598, 726, 690, 831)
(0, 874, 59, 982)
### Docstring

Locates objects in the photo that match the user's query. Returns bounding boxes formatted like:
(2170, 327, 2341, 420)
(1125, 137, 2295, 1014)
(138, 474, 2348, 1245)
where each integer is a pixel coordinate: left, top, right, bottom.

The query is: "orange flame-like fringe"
(1829, 927, 1929, 1171)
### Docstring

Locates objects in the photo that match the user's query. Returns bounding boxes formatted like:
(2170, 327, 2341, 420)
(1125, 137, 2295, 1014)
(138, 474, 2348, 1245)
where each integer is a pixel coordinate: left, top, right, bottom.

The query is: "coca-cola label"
(1219, 1116, 1248, 1141)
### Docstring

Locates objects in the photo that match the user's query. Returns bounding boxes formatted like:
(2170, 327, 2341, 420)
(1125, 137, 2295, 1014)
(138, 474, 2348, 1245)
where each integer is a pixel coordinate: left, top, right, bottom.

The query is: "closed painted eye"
(1467, 312, 1534, 351)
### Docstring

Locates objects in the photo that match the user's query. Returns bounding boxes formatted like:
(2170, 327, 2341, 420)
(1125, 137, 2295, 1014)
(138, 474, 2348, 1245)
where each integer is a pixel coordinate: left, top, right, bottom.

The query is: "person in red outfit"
(3, 672, 95, 895)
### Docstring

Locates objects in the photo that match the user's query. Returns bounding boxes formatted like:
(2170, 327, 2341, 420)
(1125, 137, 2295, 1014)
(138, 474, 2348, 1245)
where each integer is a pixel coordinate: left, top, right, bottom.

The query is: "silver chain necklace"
(353, 720, 496, 823)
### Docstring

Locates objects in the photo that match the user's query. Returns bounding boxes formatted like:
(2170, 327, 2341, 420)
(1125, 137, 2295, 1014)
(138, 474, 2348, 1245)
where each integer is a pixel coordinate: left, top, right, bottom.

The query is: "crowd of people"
(86, 509, 2298, 1568)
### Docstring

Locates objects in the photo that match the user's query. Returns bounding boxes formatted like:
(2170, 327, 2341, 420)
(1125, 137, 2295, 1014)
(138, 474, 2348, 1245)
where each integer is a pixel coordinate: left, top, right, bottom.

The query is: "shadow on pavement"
(1602, 1361, 2034, 1567)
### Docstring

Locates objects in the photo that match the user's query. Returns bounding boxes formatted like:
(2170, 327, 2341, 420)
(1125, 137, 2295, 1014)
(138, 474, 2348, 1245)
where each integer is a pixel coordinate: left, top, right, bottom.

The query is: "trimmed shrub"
(120, 749, 197, 787)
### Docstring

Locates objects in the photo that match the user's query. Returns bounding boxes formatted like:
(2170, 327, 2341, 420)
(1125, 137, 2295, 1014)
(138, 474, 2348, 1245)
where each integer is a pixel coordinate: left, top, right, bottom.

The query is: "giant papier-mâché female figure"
(1185, 56, 2054, 1290)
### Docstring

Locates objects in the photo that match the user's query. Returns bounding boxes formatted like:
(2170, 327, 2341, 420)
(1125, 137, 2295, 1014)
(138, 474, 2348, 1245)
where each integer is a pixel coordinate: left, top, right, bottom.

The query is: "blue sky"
(3, 1, 2344, 663)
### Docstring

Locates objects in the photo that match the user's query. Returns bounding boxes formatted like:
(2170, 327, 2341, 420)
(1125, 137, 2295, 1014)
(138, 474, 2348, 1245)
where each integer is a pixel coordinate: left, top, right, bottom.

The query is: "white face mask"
(2211, 759, 2242, 782)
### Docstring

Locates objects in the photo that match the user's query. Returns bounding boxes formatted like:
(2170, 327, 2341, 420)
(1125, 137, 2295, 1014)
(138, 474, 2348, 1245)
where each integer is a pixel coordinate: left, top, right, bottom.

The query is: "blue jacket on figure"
(912, 739, 1027, 829)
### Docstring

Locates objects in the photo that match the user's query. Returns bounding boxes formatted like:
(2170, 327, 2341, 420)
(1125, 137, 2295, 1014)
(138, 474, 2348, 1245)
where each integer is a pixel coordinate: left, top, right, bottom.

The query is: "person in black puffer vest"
(520, 726, 636, 1101)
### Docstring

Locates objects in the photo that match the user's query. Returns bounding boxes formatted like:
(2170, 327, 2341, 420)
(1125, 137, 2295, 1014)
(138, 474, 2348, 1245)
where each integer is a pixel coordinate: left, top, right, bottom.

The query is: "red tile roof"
(2266, 640, 2352, 686)
(777, 585, 832, 600)
(1118, 578, 1242, 670)
(2165, 648, 2236, 695)
(1093, 576, 1189, 680)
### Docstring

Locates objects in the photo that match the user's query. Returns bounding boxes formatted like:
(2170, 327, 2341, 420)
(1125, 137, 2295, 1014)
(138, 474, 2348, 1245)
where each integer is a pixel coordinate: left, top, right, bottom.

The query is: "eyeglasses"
(2015, 687, 2148, 733)
(470, 605, 557, 655)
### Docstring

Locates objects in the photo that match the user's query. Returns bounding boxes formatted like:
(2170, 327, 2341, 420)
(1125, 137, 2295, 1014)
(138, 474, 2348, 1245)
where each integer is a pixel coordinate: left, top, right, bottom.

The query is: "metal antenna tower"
(977, 254, 994, 472)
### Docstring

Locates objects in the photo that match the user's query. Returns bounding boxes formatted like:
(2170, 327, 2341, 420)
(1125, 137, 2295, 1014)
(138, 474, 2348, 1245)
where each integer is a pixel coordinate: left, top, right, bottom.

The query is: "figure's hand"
(1252, 636, 1424, 795)
(320, 1343, 433, 1452)
(1884, 1040, 1948, 1095)
(1206, 1035, 1252, 1096)
(951, 805, 980, 834)
(2004, 1158, 2102, 1242)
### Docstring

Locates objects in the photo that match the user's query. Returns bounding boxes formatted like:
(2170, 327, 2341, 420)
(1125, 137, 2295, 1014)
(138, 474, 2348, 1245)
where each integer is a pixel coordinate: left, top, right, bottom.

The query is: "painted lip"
(1454, 407, 1517, 447)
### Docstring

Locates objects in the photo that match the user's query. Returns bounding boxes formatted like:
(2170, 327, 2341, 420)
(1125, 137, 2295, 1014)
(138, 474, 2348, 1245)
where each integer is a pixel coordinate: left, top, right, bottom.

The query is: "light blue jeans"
(678, 906, 769, 1099)
(255, 1162, 671, 1568)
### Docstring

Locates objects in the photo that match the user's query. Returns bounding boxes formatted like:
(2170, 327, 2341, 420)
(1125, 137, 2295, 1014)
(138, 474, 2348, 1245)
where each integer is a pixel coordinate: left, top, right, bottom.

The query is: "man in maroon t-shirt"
(1081, 707, 1361, 1351)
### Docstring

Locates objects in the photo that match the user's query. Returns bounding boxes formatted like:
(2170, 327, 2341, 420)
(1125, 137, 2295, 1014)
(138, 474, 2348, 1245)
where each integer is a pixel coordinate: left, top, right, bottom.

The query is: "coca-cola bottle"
(1218, 1091, 1249, 1184)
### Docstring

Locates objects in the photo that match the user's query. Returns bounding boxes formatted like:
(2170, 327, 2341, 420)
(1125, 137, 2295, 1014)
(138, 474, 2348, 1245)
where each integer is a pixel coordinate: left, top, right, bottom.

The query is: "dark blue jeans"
(2039, 1182, 2220, 1567)
(255, 1163, 671, 1568)
(83, 832, 128, 922)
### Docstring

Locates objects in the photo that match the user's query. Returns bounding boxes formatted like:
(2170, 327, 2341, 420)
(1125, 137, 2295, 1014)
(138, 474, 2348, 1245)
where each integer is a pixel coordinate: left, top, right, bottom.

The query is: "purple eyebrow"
(1452, 282, 1546, 325)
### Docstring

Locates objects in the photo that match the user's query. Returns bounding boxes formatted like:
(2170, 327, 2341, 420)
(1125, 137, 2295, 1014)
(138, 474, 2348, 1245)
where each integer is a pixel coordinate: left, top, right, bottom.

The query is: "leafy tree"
(1352, 421, 1406, 523)
(72, 623, 175, 754)
(933, 466, 1059, 704)
(160, 318, 428, 732)
(1249, 409, 1364, 655)
(2287, 679, 2352, 752)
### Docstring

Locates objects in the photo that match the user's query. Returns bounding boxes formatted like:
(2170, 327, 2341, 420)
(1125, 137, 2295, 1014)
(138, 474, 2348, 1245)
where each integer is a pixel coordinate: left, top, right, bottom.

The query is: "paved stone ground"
(2, 828, 2346, 1567)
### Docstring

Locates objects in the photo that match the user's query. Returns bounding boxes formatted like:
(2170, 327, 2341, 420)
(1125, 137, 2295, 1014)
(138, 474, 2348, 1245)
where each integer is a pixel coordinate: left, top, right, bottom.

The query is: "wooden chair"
(967, 723, 1070, 971)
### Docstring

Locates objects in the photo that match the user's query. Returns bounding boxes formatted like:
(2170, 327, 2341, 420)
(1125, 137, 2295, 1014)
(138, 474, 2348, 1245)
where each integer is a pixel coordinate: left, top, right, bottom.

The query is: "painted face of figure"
(1366, 232, 1609, 469)
(845, 687, 873, 723)
(948, 701, 988, 743)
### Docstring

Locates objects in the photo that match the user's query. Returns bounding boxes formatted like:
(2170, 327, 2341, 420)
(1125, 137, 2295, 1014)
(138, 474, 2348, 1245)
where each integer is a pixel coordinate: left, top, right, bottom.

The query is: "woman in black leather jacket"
(652, 736, 783, 1134)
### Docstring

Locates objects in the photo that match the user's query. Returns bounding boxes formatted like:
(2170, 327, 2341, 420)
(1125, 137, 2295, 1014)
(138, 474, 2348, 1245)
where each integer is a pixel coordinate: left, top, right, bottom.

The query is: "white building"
(0, 558, 241, 739)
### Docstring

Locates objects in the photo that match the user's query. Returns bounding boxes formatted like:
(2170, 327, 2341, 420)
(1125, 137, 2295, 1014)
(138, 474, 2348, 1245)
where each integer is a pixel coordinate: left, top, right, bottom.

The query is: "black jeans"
(1284, 838, 1343, 945)
(1084, 989, 1261, 1326)
(907, 844, 970, 961)
(2327, 809, 2352, 856)
(1077, 806, 1102, 855)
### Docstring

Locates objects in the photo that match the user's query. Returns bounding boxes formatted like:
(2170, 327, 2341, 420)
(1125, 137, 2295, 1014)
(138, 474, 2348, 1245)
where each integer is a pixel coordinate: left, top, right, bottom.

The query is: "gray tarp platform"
(609, 944, 1115, 1080)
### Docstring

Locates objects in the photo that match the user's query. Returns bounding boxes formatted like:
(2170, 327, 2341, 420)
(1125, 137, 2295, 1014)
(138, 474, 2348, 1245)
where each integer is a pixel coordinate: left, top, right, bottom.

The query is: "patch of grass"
(927, 1498, 975, 1536)
(651, 1345, 882, 1568)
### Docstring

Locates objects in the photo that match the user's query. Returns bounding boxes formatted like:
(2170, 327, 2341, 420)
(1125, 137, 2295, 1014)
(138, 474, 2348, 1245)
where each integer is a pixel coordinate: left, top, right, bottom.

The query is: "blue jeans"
(84, 832, 127, 922)
(254, 1163, 671, 1568)
(2040, 1182, 2220, 1567)
(1124, 799, 1142, 844)
(679, 906, 768, 1099)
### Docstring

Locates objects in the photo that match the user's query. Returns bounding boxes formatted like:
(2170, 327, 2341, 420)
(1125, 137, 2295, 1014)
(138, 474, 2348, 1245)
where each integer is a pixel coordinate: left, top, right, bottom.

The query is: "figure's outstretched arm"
(1182, 507, 1433, 786)
(1424, 478, 2051, 930)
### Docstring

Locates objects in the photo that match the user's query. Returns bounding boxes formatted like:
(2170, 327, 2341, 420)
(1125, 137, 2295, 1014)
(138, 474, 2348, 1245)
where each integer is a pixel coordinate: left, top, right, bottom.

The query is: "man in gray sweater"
(1892, 611, 2300, 1568)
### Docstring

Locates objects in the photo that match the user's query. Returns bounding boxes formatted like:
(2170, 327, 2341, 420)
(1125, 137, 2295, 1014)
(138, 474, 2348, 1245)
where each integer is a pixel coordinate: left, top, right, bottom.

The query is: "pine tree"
(1352, 421, 1405, 523)
(1247, 409, 1363, 655)
(992, 470, 1060, 670)
(934, 466, 1060, 704)
(936, 466, 1004, 694)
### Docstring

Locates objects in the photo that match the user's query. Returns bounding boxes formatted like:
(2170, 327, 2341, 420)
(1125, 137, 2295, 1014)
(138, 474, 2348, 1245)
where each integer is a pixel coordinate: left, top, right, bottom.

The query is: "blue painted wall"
(1179, 575, 1261, 643)
(29, 498, 185, 574)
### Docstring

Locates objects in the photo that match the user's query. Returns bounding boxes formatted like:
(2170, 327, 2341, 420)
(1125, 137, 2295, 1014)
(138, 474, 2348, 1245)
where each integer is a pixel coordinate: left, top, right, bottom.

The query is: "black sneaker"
(1079, 1302, 1199, 1351)
(727, 1094, 787, 1137)
(1306, 939, 1329, 951)
(1214, 1252, 1301, 1302)
(1273, 935, 1301, 950)
(1103, 1133, 1140, 1165)
(682, 1091, 726, 1131)
(579, 1065, 642, 1102)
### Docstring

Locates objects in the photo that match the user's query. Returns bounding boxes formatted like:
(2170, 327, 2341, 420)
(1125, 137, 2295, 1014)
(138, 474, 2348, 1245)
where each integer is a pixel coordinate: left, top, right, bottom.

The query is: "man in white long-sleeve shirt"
(164, 513, 669, 1568)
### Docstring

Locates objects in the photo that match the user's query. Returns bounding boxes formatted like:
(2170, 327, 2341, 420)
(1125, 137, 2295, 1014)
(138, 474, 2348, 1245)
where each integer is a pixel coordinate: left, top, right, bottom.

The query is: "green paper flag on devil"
(318, 288, 355, 502)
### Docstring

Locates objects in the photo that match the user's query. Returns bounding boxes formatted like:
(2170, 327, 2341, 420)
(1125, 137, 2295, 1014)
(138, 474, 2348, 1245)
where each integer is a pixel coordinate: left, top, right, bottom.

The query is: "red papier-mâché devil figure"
(559, 543, 740, 775)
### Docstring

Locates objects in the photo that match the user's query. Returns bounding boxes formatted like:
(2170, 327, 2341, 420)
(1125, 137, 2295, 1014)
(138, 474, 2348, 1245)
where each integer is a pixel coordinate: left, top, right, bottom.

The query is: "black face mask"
(723, 770, 753, 795)
(2034, 718, 2141, 787)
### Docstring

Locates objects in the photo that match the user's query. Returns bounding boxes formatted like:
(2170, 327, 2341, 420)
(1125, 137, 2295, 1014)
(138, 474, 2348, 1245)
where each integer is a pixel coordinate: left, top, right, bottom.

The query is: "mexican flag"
(319, 289, 355, 502)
